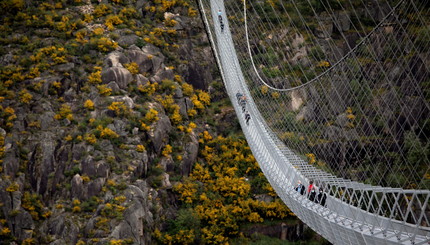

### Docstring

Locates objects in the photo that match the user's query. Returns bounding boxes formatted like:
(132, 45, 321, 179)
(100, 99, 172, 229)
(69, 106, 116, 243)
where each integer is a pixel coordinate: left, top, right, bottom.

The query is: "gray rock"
(105, 51, 130, 67)
(101, 67, 133, 89)
(118, 34, 139, 47)
(183, 63, 210, 90)
(323, 126, 343, 141)
(63, 88, 76, 102)
(100, 139, 114, 152)
(255, 194, 274, 203)
(114, 119, 128, 137)
(87, 178, 105, 197)
(161, 173, 172, 188)
(315, 23, 333, 39)
(82, 156, 96, 177)
(335, 113, 349, 128)
(54, 63, 75, 72)
(151, 56, 164, 73)
(71, 174, 85, 200)
(174, 85, 183, 99)
(3, 147, 19, 177)
(159, 156, 174, 172)
(47, 214, 65, 236)
(177, 98, 189, 119)
(0, 53, 14, 66)
(28, 132, 56, 196)
(126, 49, 152, 73)
(149, 114, 172, 154)
(141, 44, 162, 56)
(13, 210, 35, 239)
(136, 74, 149, 86)
(107, 81, 121, 94)
(110, 185, 153, 244)
(181, 134, 199, 176)
(291, 33, 305, 50)
(39, 111, 57, 130)
(151, 68, 174, 83)
(336, 11, 350, 32)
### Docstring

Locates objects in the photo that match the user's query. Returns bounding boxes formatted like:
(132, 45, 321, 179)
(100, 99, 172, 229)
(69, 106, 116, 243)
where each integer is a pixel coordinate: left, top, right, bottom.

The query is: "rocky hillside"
(0, 0, 327, 244)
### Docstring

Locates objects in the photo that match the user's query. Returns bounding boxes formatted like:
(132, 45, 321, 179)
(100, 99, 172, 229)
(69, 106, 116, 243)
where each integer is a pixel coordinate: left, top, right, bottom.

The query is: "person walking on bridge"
(217, 9, 222, 22)
(308, 180, 316, 201)
(245, 111, 251, 125)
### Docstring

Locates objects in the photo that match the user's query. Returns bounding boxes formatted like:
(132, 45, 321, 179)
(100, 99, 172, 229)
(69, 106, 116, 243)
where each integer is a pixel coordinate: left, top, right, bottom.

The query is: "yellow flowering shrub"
(261, 85, 268, 95)
(182, 82, 193, 96)
(305, 153, 316, 164)
(84, 99, 95, 110)
(19, 89, 32, 104)
(99, 127, 119, 139)
(162, 144, 172, 157)
(136, 144, 145, 152)
(6, 182, 19, 192)
(138, 81, 157, 96)
(105, 15, 123, 30)
(97, 84, 112, 96)
(93, 4, 111, 17)
(188, 7, 198, 17)
(88, 66, 102, 84)
(173, 179, 198, 204)
(93, 27, 104, 36)
(145, 108, 159, 123)
(85, 134, 97, 144)
(124, 62, 139, 74)
(54, 104, 73, 121)
(197, 90, 210, 106)
(90, 37, 118, 52)
(166, 133, 293, 243)
(108, 101, 129, 117)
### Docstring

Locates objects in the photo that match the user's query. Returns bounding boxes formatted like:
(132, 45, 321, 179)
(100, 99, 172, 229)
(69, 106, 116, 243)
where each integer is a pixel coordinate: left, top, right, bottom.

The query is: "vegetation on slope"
(0, 0, 328, 244)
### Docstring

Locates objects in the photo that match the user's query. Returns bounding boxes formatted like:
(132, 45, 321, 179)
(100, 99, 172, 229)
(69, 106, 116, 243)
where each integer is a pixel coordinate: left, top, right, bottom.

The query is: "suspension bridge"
(198, 0, 430, 244)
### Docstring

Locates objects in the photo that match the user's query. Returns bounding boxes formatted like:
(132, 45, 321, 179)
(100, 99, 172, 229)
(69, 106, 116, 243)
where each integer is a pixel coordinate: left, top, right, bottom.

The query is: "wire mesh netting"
(198, 0, 430, 243)
(226, 0, 430, 190)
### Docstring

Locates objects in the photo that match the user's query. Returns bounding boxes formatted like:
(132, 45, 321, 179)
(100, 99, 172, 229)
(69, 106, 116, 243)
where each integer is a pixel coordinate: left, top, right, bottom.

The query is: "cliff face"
(0, 0, 217, 244)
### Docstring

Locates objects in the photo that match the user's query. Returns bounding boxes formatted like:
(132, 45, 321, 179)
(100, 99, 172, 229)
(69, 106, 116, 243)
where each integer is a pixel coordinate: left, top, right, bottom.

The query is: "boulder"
(28, 132, 56, 196)
(118, 34, 139, 48)
(149, 114, 172, 154)
(181, 134, 199, 176)
(71, 174, 85, 200)
(151, 67, 174, 83)
(126, 49, 153, 73)
(336, 11, 350, 32)
(159, 156, 174, 172)
(101, 67, 133, 89)
(87, 178, 105, 197)
(110, 185, 154, 244)
(161, 173, 172, 188)
(136, 74, 149, 86)
(12, 210, 35, 240)
(105, 51, 130, 67)
(107, 81, 121, 94)
(291, 33, 305, 50)
(54, 63, 75, 73)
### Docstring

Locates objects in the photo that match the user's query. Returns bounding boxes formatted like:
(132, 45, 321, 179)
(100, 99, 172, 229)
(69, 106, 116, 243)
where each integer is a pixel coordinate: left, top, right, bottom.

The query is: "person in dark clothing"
(295, 180, 305, 195)
(245, 111, 251, 125)
(240, 95, 247, 112)
(317, 188, 327, 206)
(308, 180, 316, 201)
(236, 92, 243, 102)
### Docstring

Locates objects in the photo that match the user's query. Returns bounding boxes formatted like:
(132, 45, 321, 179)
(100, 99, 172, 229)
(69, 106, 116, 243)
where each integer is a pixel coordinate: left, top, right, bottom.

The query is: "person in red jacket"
(308, 180, 316, 202)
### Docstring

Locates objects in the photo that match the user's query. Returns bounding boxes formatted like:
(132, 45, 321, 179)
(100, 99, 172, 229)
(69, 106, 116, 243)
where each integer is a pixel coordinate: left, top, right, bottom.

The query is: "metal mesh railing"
(198, 0, 430, 244)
